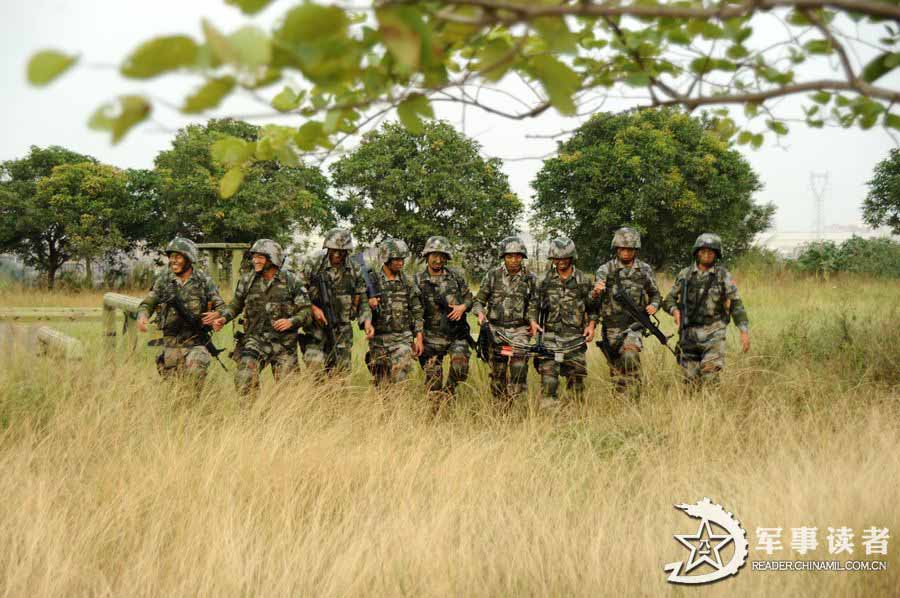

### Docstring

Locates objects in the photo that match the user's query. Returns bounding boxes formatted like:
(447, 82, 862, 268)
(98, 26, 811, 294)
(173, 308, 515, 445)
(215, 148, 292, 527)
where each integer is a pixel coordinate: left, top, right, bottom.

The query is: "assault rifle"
(161, 280, 227, 370)
(595, 276, 676, 359)
(308, 254, 339, 349)
(431, 285, 476, 351)
(353, 252, 380, 328)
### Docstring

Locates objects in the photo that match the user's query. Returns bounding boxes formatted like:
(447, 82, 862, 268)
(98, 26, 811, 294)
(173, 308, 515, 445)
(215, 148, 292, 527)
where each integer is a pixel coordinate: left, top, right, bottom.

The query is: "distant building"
(754, 225, 898, 258)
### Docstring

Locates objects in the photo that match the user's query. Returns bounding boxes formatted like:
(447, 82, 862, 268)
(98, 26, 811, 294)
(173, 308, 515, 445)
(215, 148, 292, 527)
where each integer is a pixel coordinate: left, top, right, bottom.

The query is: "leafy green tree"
(864, 148, 900, 234)
(530, 108, 773, 269)
(0, 146, 97, 288)
(330, 120, 522, 272)
(149, 119, 335, 247)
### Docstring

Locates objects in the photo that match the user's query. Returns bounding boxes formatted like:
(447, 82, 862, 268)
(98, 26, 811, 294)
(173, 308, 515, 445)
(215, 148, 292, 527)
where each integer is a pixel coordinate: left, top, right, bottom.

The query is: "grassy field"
(0, 273, 897, 596)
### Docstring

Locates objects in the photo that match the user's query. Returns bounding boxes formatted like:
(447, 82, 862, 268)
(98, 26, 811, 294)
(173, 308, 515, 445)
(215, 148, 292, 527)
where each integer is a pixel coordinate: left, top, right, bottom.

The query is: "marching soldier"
(137, 237, 225, 386)
(530, 237, 597, 406)
(662, 233, 750, 386)
(592, 227, 661, 394)
(473, 236, 538, 406)
(415, 236, 474, 403)
(362, 238, 424, 386)
(204, 239, 313, 395)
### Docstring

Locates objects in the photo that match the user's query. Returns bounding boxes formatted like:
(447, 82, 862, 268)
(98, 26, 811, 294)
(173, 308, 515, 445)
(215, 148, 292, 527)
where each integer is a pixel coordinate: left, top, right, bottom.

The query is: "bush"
(792, 236, 900, 277)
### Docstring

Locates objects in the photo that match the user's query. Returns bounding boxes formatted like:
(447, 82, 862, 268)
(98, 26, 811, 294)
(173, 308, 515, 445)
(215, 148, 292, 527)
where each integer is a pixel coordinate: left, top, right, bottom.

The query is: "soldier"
(662, 233, 750, 386)
(530, 237, 598, 406)
(299, 228, 371, 376)
(592, 227, 662, 393)
(137, 237, 226, 386)
(362, 238, 424, 386)
(203, 239, 313, 395)
(415, 236, 475, 403)
(473, 236, 538, 405)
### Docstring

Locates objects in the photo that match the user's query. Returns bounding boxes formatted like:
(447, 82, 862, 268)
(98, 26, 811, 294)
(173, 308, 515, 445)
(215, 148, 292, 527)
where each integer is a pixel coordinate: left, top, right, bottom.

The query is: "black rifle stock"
(163, 281, 227, 370)
(310, 258, 339, 349)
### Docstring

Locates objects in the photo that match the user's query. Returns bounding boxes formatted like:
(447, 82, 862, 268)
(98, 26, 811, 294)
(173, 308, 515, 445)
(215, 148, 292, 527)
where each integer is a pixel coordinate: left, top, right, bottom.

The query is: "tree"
(0, 146, 97, 288)
(27, 0, 900, 165)
(149, 119, 335, 247)
(530, 108, 773, 269)
(864, 148, 900, 234)
(330, 120, 522, 272)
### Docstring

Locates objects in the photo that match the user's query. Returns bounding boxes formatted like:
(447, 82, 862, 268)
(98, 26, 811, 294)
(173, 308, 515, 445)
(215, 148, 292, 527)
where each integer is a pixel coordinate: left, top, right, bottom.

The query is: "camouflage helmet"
(381, 238, 410, 261)
(165, 237, 199, 264)
(692, 233, 723, 258)
(421, 235, 453, 260)
(547, 236, 577, 260)
(498, 236, 528, 258)
(611, 227, 641, 250)
(323, 227, 354, 251)
(249, 238, 285, 268)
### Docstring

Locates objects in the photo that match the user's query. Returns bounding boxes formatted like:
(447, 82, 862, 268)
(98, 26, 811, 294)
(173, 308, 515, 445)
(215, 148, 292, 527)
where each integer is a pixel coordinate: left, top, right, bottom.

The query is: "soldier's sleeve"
(662, 270, 685, 315)
(644, 263, 662, 309)
(289, 277, 313, 329)
(357, 270, 373, 325)
(527, 272, 545, 323)
(219, 276, 247, 323)
(408, 278, 424, 334)
(472, 270, 493, 317)
(584, 272, 600, 324)
(723, 269, 749, 332)
(206, 278, 227, 313)
(452, 269, 475, 311)
(137, 272, 166, 320)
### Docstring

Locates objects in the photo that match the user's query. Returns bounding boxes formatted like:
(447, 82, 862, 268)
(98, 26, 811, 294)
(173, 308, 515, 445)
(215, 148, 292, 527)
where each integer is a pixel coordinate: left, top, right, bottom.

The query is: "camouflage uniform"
(137, 237, 225, 382)
(531, 238, 598, 401)
(663, 234, 749, 385)
(415, 236, 474, 398)
(472, 237, 538, 403)
(299, 228, 367, 375)
(363, 239, 424, 385)
(595, 228, 661, 391)
(219, 240, 313, 394)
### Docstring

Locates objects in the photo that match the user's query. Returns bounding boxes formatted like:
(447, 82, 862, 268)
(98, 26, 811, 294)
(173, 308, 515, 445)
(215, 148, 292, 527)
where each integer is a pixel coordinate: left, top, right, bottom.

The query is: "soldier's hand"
(477, 312, 486, 326)
(740, 330, 750, 353)
(212, 317, 226, 332)
(672, 309, 681, 328)
(529, 320, 543, 337)
(583, 322, 596, 343)
(273, 318, 293, 332)
(368, 297, 380, 310)
(137, 315, 148, 333)
(591, 280, 606, 298)
(645, 305, 657, 316)
(448, 304, 467, 321)
(312, 305, 327, 325)
(413, 333, 424, 357)
(364, 320, 375, 339)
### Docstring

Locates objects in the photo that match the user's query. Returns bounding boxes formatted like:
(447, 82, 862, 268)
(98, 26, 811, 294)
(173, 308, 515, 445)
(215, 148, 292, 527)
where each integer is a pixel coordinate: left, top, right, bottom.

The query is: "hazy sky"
(2, 0, 896, 232)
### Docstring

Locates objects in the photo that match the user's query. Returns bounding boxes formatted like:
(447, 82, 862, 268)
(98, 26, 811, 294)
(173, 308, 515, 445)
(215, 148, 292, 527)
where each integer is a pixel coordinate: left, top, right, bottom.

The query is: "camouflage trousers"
(155, 340, 211, 384)
(601, 325, 644, 391)
(488, 325, 530, 403)
(367, 332, 416, 386)
(535, 333, 587, 400)
(419, 334, 470, 398)
(234, 335, 298, 395)
(301, 322, 354, 376)
(678, 322, 727, 385)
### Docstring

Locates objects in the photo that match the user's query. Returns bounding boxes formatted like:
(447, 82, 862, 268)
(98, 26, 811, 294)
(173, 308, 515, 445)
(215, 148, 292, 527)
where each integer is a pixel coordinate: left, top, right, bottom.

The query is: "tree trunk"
(47, 265, 57, 289)
(84, 256, 94, 288)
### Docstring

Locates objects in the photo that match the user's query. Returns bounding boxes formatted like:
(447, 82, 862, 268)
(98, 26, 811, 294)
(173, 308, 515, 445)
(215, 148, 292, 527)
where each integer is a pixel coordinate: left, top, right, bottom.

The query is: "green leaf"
(766, 119, 789, 135)
(804, 39, 832, 54)
(624, 72, 650, 87)
(272, 86, 303, 112)
(220, 167, 245, 199)
(183, 76, 236, 113)
(884, 113, 900, 130)
(751, 133, 764, 149)
(210, 136, 254, 166)
(229, 26, 271, 70)
(397, 93, 433, 134)
(87, 95, 151, 143)
(533, 17, 579, 54)
(744, 102, 760, 117)
(224, 0, 273, 15)
(376, 6, 422, 71)
(27, 50, 77, 85)
(295, 121, 329, 150)
(862, 52, 900, 83)
(726, 44, 749, 60)
(274, 3, 357, 85)
(202, 20, 240, 65)
(527, 55, 580, 116)
(811, 91, 831, 104)
(475, 38, 516, 82)
(737, 131, 753, 145)
(120, 35, 198, 79)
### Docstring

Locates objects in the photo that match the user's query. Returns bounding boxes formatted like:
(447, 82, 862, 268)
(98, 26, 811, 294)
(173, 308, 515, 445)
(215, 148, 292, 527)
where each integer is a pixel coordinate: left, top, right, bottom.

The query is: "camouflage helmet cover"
(611, 227, 641, 250)
(323, 227, 354, 251)
(421, 235, 453, 260)
(498, 236, 528, 258)
(380, 237, 410, 261)
(547, 236, 577, 260)
(165, 237, 199, 264)
(692, 233, 723, 257)
(250, 239, 285, 268)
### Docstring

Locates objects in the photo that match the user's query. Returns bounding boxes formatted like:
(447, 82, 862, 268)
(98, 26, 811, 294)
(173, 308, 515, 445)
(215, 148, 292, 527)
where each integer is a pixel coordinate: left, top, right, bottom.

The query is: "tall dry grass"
(0, 274, 897, 596)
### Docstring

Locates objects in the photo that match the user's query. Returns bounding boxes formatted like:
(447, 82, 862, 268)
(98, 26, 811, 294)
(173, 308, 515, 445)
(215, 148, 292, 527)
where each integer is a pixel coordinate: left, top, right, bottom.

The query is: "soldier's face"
(387, 258, 405, 274)
(697, 248, 716, 266)
(553, 258, 573, 272)
(616, 247, 636, 264)
(504, 253, 523, 272)
(328, 249, 347, 267)
(427, 253, 446, 270)
(251, 253, 271, 272)
(168, 252, 188, 274)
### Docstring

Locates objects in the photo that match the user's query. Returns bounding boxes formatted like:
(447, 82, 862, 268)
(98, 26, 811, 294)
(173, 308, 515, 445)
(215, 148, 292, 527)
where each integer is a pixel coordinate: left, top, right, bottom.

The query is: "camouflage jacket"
(531, 266, 599, 336)
(594, 258, 662, 327)
(365, 267, 424, 337)
(414, 267, 474, 336)
(299, 251, 366, 327)
(473, 264, 538, 329)
(662, 263, 749, 332)
(138, 269, 225, 346)
(220, 269, 313, 341)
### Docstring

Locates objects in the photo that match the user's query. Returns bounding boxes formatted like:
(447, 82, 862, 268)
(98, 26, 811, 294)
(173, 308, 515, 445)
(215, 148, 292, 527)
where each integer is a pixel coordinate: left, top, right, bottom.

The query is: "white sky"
(2, 0, 896, 232)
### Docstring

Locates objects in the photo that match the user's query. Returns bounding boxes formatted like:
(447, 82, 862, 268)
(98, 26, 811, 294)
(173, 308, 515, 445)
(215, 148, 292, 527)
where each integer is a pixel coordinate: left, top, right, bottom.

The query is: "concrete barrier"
(102, 293, 142, 352)
(36, 326, 85, 360)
